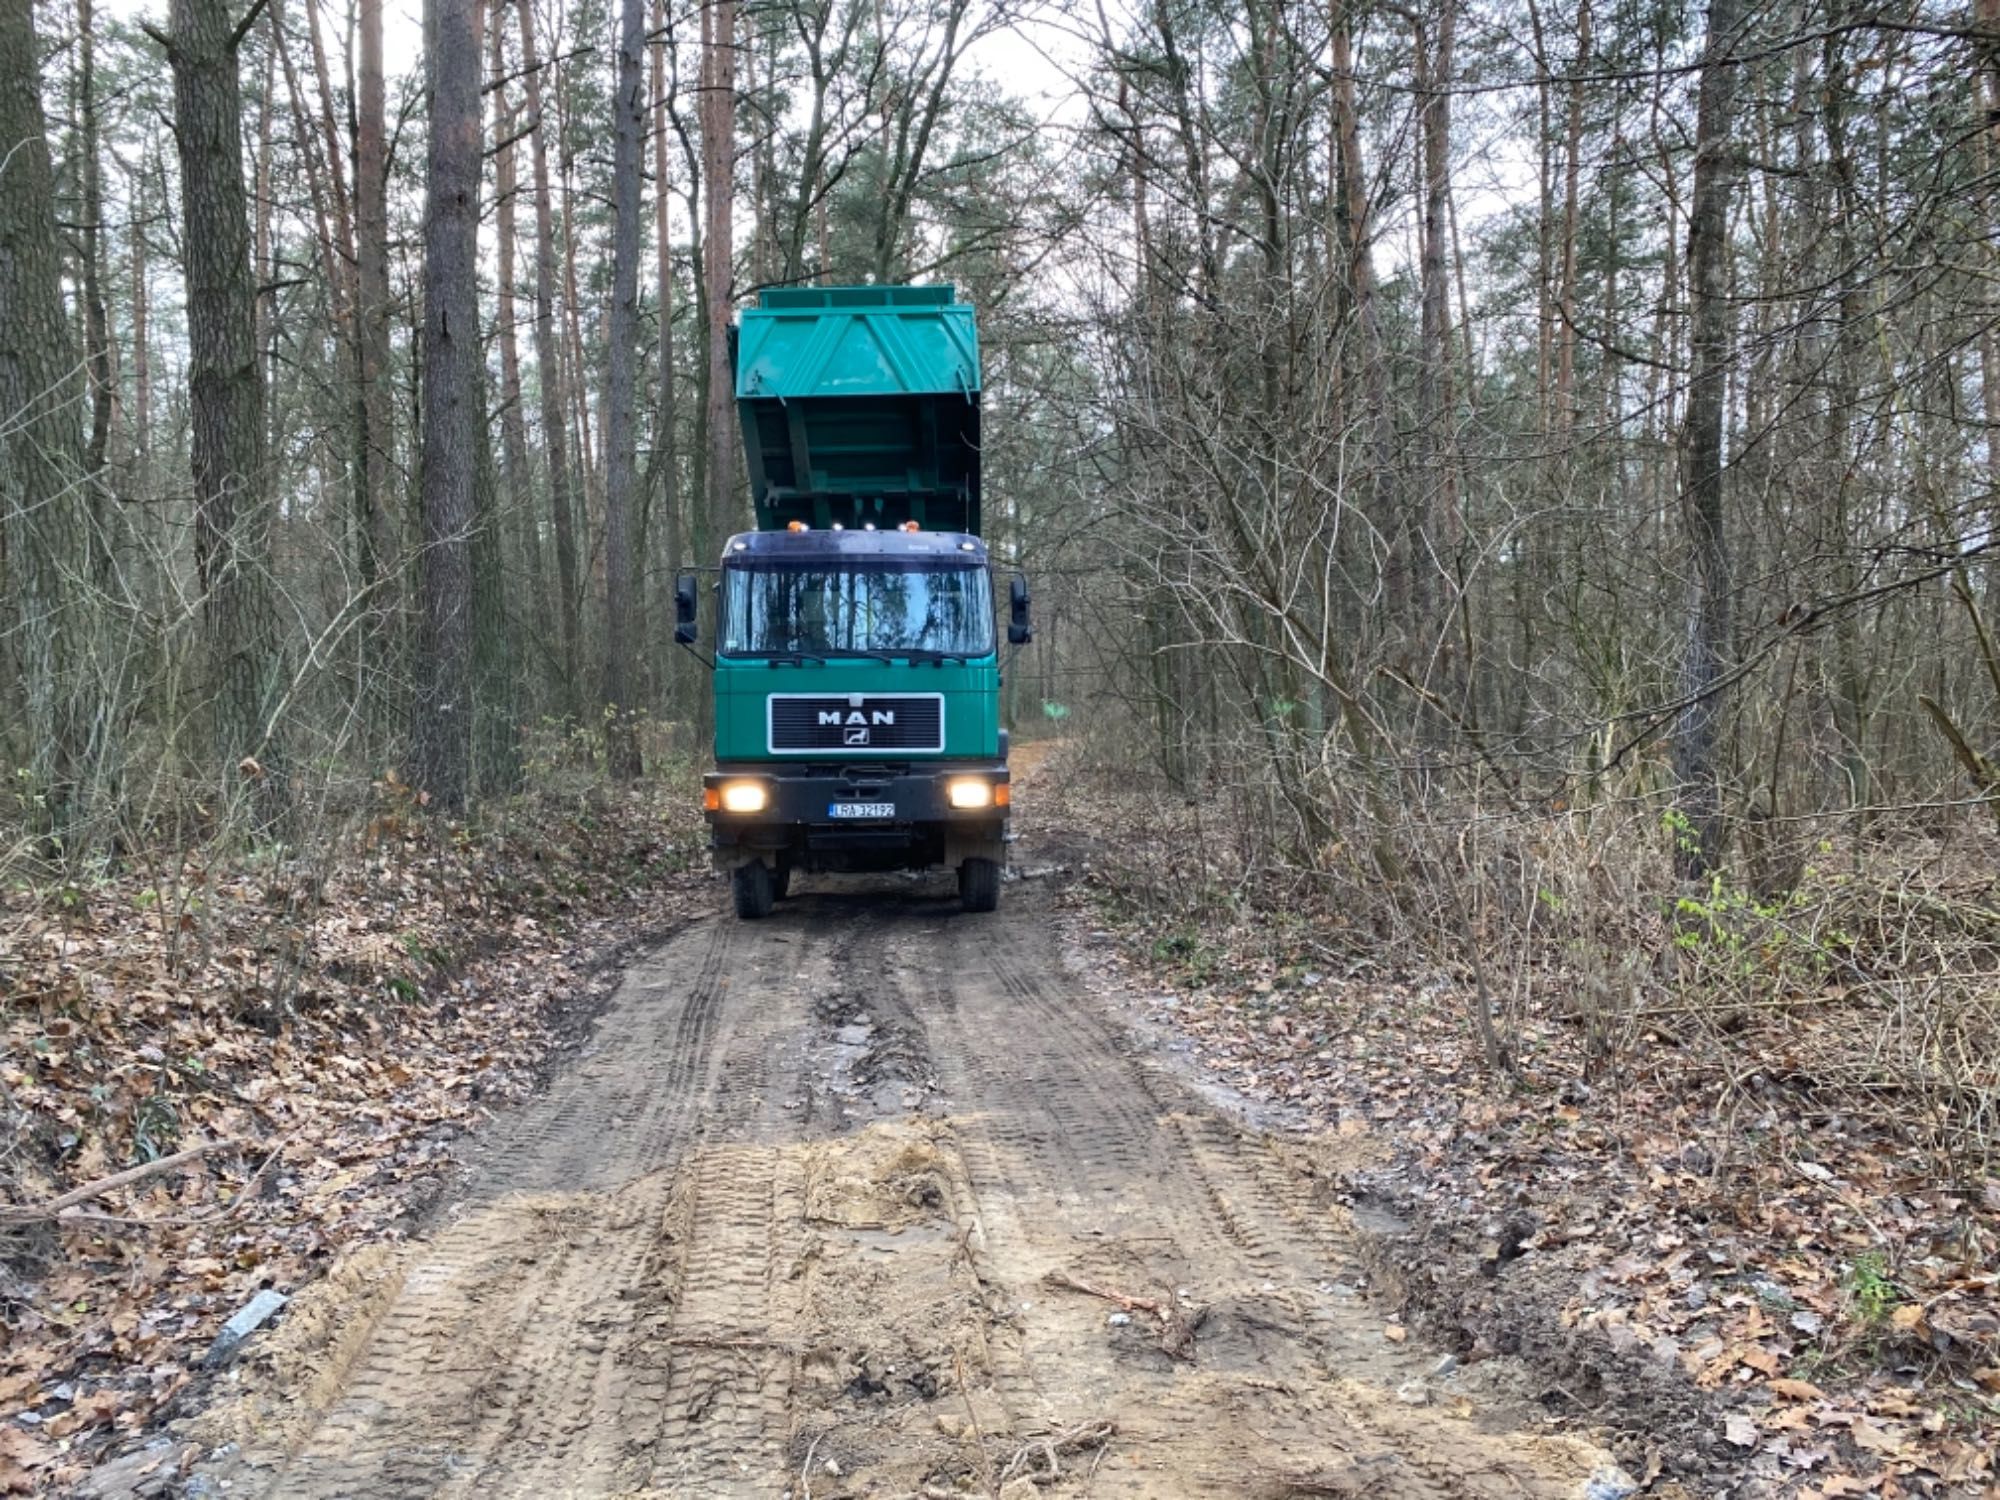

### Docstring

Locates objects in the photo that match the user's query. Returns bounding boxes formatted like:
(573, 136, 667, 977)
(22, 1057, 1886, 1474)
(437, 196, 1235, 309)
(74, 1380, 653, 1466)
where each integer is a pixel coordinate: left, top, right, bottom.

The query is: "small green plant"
(1846, 1252, 1902, 1327)
(1661, 806, 1701, 859)
(1665, 872, 1833, 984)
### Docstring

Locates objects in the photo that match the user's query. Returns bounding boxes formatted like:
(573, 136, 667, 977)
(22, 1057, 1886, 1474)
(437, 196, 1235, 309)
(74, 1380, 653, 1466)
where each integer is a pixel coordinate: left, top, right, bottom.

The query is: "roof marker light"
(732, 541, 748, 551)
(831, 523, 844, 531)
(958, 541, 976, 552)
(863, 523, 877, 531)
(900, 521, 921, 532)
(787, 520, 808, 532)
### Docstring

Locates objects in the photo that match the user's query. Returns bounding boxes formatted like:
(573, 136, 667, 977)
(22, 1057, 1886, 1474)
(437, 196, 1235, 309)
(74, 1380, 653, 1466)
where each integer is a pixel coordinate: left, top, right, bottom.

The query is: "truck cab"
(679, 283, 1026, 918)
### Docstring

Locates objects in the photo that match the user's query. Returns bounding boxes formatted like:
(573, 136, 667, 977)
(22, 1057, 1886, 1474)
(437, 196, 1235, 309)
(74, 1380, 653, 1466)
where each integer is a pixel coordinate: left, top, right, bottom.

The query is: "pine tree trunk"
(1556, 0, 1588, 436)
(1414, 0, 1459, 640)
(252, 36, 275, 420)
(167, 0, 285, 814)
(601, 0, 643, 777)
(2, 0, 98, 840)
(77, 0, 113, 487)
(471, 351, 518, 792)
(1977, 5, 2000, 605)
(129, 166, 152, 494)
(489, 0, 547, 640)
(650, 0, 681, 671)
(411, 0, 484, 811)
(1670, 0, 1746, 878)
(702, 0, 738, 542)
(1331, 6, 1397, 634)
(516, 0, 583, 701)
(357, 0, 398, 724)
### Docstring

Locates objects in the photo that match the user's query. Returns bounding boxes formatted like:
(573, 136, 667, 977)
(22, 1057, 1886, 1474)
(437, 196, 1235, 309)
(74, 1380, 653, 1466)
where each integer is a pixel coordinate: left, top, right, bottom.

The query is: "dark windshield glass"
(720, 563, 994, 657)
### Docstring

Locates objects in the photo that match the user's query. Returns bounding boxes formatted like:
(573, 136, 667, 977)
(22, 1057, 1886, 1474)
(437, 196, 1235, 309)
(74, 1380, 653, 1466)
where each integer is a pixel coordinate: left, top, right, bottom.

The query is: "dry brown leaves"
(1036, 754, 2000, 1499)
(0, 782, 709, 1490)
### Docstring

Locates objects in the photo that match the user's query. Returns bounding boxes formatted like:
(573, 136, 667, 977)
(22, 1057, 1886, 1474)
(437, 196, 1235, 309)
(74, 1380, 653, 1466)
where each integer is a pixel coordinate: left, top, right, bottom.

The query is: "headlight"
(719, 781, 769, 813)
(947, 778, 994, 810)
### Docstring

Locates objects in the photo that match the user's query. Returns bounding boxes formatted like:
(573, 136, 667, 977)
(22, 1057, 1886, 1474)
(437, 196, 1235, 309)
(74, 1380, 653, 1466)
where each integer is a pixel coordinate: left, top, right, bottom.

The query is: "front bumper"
(703, 762, 1010, 873)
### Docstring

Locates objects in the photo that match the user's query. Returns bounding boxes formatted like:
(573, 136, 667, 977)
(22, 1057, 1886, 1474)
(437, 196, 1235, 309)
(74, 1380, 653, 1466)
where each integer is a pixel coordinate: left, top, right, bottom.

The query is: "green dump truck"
(675, 285, 1030, 919)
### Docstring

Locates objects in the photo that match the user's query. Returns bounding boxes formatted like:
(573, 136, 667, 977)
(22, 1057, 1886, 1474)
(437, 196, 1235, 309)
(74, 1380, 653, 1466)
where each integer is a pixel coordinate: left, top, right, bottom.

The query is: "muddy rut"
(193, 882, 1622, 1499)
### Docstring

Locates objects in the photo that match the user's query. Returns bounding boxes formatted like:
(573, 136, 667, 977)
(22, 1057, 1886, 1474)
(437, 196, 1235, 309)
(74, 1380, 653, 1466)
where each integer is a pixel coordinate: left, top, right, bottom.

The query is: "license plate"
(829, 801, 895, 820)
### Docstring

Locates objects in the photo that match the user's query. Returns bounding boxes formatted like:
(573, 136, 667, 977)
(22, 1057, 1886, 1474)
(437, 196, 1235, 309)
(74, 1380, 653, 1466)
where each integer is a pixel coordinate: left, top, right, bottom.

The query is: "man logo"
(818, 708, 897, 727)
(776, 695, 934, 754)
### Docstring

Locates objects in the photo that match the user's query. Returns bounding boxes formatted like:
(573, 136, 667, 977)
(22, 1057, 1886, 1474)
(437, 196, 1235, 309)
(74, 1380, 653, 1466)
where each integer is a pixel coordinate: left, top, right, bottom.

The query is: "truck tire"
(732, 860, 776, 919)
(958, 857, 1001, 914)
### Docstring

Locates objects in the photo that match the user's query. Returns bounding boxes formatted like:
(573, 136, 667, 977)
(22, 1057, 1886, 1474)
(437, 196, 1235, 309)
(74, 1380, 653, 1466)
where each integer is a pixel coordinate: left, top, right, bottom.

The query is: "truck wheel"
(958, 857, 1001, 914)
(772, 861, 793, 900)
(732, 860, 776, 919)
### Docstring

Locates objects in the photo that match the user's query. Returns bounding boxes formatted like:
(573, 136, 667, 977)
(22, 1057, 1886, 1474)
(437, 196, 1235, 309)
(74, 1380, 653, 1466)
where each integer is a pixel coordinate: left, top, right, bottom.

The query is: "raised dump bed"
(735, 284, 981, 534)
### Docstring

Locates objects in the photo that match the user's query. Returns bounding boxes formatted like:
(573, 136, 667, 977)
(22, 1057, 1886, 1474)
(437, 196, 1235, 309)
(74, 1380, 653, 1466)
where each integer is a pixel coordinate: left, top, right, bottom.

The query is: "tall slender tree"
(602, 0, 644, 776)
(356, 0, 397, 716)
(1670, 0, 1746, 877)
(702, 0, 738, 541)
(160, 0, 285, 812)
(650, 0, 682, 687)
(2, 0, 99, 842)
(517, 0, 583, 700)
(410, 0, 485, 809)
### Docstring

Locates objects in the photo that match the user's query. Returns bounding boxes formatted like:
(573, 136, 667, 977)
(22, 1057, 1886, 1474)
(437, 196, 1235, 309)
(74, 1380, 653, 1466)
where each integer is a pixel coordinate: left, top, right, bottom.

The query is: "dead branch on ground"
(0, 1139, 245, 1225)
(1043, 1270, 1208, 1360)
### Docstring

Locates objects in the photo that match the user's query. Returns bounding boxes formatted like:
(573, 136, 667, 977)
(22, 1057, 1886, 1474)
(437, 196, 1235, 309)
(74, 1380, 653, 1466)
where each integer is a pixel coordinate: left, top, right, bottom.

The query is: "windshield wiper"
(761, 651, 828, 666)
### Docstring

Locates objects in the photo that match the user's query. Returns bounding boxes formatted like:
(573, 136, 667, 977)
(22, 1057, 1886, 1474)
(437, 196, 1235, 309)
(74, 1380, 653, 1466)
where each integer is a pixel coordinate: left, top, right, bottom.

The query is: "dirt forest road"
(191, 877, 1623, 1499)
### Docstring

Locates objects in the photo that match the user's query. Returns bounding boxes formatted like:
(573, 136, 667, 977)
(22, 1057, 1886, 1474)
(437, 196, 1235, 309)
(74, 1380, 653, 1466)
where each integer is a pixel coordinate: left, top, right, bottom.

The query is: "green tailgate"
(735, 285, 981, 535)
(714, 657, 1001, 765)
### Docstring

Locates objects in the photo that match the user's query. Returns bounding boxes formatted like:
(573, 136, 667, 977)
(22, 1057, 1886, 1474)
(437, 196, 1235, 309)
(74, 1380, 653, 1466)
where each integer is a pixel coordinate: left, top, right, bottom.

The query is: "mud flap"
(942, 831, 1007, 870)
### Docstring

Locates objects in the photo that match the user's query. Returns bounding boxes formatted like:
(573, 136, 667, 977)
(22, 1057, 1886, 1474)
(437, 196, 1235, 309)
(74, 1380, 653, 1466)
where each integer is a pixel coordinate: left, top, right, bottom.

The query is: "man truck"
(675, 284, 1030, 919)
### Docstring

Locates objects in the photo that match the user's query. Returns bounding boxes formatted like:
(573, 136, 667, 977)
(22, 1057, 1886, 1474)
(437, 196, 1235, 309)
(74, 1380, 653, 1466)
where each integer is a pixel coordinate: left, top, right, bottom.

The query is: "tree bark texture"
(1414, 0, 1459, 639)
(517, 0, 583, 697)
(602, 0, 643, 777)
(356, 0, 398, 709)
(167, 0, 284, 806)
(411, 0, 485, 810)
(1670, 0, 1746, 878)
(650, 0, 680, 590)
(1, 0, 98, 838)
(490, 0, 546, 634)
(702, 0, 739, 543)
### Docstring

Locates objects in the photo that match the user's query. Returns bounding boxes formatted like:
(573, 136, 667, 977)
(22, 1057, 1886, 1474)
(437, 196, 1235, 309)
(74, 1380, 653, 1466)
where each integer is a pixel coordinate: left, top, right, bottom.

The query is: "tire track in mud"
(869, 902, 1614, 1498)
(644, 1145, 803, 1497)
(215, 918, 799, 1499)
(193, 880, 1624, 1500)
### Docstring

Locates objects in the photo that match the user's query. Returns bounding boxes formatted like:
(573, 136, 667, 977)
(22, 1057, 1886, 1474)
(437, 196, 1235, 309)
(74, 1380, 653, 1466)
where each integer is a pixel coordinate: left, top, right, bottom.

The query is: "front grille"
(768, 694, 944, 753)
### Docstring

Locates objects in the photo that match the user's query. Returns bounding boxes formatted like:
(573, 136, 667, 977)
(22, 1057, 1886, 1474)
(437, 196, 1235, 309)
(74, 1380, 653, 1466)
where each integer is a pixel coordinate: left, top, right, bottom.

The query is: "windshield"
(720, 562, 995, 658)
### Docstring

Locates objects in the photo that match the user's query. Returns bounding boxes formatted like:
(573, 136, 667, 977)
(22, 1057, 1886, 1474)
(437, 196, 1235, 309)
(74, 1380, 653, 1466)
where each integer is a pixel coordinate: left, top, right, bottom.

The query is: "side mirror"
(674, 572, 699, 645)
(1008, 574, 1033, 645)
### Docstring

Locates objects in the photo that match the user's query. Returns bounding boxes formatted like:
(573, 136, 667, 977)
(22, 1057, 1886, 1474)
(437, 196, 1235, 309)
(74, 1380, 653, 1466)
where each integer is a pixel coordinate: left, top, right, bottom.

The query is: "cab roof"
(720, 528, 987, 564)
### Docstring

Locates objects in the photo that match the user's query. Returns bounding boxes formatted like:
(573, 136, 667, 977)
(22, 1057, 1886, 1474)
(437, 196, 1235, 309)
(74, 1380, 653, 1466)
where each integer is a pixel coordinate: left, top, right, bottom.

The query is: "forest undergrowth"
(1039, 741, 2000, 1499)
(0, 756, 710, 1492)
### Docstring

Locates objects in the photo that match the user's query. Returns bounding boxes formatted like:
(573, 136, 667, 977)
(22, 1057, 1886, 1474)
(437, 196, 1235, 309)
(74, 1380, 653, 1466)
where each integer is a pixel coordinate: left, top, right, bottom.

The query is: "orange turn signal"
(703, 787, 721, 811)
(787, 520, 808, 532)
(995, 784, 1010, 807)
(900, 521, 920, 532)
